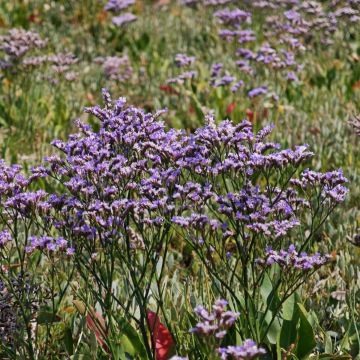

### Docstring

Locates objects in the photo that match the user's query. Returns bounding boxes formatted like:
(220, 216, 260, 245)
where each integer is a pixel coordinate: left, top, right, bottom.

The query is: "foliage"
(0, 0, 359, 359)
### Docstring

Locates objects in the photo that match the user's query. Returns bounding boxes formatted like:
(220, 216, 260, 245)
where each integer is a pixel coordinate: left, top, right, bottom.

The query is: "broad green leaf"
(283, 294, 296, 321)
(263, 309, 281, 345)
(295, 303, 316, 359)
(260, 273, 280, 312)
(117, 318, 147, 359)
(280, 294, 299, 350)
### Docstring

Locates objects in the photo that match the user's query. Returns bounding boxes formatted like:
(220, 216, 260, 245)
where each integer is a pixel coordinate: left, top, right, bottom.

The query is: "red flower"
(159, 85, 179, 95)
(246, 108, 254, 122)
(147, 310, 175, 360)
(226, 102, 236, 115)
(246, 108, 269, 122)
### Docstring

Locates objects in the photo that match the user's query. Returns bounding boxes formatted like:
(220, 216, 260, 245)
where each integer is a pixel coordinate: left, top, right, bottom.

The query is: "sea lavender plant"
(186, 299, 264, 359)
(29, 90, 183, 357)
(175, 53, 196, 68)
(95, 55, 133, 82)
(190, 299, 239, 339)
(0, 90, 349, 357)
(0, 28, 47, 59)
(164, 110, 347, 346)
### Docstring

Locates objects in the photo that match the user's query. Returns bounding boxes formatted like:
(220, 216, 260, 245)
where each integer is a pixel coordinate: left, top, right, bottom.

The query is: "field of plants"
(0, 0, 359, 359)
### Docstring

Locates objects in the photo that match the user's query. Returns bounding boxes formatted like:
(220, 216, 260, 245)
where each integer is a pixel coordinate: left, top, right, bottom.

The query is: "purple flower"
(104, 0, 135, 11)
(112, 13, 137, 26)
(95, 55, 133, 81)
(0, 230, 11, 247)
(218, 339, 266, 360)
(287, 71, 299, 82)
(212, 75, 236, 88)
(167, 71, 197, 84)
(231, 80, 244, 92)
(248, 86, 268, 98)
(66, 247, 75, 256)
(214, 8, 252, 27)
(211, 63, 223, 78)
(0, 28, 47, 58)
(190, 299, 239, 338)
(175, 53, 196, 67)
(258, 245, 331, 271)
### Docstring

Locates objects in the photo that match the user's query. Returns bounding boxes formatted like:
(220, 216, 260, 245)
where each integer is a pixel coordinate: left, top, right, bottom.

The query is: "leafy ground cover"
(0, 0, 359, 359)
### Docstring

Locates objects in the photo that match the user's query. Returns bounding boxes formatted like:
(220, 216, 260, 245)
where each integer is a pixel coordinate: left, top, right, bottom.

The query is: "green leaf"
(117, 318, 147, 359)
(295, 303, 316, 359)
(37, 311, 61, 324)
(63, 327, 74, 355)
(280, 294, 299, 350)
(324, 331, 333, 354)
(136, 32, 150, 51)
(265, 312, 282, 345)
(260, 273, 280, 312)
(283, 294, 296, 321)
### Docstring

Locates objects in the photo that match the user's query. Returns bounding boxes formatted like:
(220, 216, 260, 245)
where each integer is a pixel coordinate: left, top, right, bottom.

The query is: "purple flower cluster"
(104, 0, 137, 27)
(204, 0, 234, 6)
(26, 236, 74, 255)
(104, 0, 135, 11)
(0, 28, 47, 59)
(175, 53, 196, 68)
(95, 55, 133, 82)
(258, 0, 360, 51)
(248, 86, 267, 98)
(44, 52, 78, 82)
(219, 29, 256, 43)
(0, 29, 78, 83)
(257, 244, 331, 271)
(210, 62, 244, 91)
(190, 299, 239, 338)
(188, 300, 265, 358)
(218, 339, 266, 360)
(214, 8, 251, 27)
(167, 70, 197, 84)
(179, 0, 360, 98)
(291, 169, 348, 203)
(112, 13, 137, 26)
(168, 53, 198, 84)
(0, 91, 347, 274)
(0, 230, 11, 247)
(0, 90, 348, 357)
